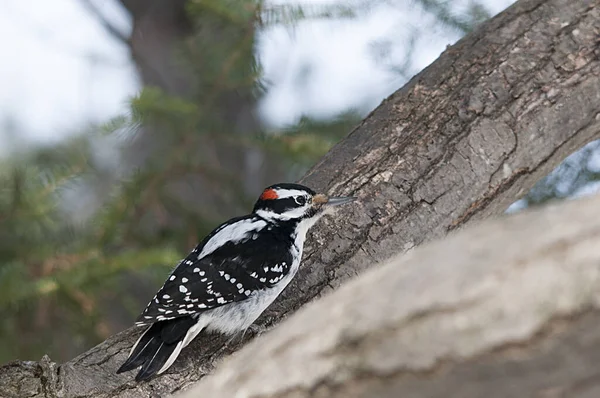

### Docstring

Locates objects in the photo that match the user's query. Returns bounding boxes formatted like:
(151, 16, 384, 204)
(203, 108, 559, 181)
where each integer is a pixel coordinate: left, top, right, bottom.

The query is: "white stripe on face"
(272, 189, 308, 199)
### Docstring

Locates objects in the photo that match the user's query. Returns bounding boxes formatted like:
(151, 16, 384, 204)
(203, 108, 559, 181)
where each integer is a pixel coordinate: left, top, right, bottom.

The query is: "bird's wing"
(136, 219, 294, 325)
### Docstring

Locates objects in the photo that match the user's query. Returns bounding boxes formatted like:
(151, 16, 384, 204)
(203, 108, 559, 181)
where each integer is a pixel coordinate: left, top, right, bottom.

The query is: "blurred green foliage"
(4, 0, 590, 365)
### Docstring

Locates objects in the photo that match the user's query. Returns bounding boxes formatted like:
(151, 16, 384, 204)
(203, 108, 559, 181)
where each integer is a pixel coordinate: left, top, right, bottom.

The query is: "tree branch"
(1, 0, 599, 396)
(183, 192, 600, 397)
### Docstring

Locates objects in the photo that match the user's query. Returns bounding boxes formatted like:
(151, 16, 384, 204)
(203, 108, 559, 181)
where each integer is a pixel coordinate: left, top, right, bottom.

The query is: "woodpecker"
(117, 183, 356, 381)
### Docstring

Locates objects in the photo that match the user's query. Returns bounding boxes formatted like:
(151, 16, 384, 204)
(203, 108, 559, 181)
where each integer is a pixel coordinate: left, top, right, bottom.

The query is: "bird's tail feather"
(117, 316, 200, 381)
(135, 340, 184, 381)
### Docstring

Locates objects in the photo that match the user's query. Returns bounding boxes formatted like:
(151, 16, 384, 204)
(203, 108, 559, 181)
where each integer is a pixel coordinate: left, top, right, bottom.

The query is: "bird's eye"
(294, 196, 307, 206)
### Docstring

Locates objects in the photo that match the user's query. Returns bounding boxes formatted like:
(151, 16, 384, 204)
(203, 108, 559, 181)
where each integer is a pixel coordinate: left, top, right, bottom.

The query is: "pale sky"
(0, 0, 134, 144)
(0, 0, 515, 144)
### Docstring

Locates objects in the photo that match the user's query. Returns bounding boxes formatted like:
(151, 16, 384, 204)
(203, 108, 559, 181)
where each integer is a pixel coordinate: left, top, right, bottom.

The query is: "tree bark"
(1, 0, 598, 396)
(180, 192, 600, 398)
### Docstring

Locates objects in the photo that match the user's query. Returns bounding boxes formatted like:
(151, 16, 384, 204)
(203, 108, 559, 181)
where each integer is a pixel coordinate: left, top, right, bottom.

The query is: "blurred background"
(1, 0, 599, 364)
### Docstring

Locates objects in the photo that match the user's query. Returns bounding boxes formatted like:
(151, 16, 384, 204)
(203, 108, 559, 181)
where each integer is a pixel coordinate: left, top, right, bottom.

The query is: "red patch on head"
(260, 188, 279, 200)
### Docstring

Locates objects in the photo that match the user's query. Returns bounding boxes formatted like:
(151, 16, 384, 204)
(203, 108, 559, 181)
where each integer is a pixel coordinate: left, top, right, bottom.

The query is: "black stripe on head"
(253, 197, 299, 214)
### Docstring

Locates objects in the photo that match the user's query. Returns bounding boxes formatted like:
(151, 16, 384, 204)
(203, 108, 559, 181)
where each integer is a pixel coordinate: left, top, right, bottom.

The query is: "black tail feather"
(135, 342, 177, 382)
(117, 316, 197, 381)
(116, 323, 161, 374)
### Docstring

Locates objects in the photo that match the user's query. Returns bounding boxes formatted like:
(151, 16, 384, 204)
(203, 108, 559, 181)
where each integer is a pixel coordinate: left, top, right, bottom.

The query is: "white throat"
(293, 214, 323, 253)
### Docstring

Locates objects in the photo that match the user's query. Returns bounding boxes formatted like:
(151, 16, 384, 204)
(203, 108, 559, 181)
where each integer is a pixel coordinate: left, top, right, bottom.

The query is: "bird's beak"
(313, 194, 357, 206)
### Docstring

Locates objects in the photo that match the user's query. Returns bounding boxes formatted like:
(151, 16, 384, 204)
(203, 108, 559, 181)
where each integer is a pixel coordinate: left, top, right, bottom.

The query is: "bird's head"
(253, 183, 356, 223)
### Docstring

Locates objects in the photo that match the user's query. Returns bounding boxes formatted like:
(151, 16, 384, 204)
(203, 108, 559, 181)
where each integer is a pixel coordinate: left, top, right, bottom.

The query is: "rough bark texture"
(273, 0, 600, 341)
(1, 0, 599, 396)
(181, 193, 600, 398)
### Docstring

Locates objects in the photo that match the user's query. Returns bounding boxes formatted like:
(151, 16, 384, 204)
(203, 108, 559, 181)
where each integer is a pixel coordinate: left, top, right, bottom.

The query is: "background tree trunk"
(118, 0, 194, 96)
(1, 0, 598, 396)
(181, 192, 600, 398)
(118, 0, 279, 216)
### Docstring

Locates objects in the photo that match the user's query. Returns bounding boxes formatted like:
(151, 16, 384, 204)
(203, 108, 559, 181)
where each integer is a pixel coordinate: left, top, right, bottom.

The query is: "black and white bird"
(117, 183, 356, 381)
